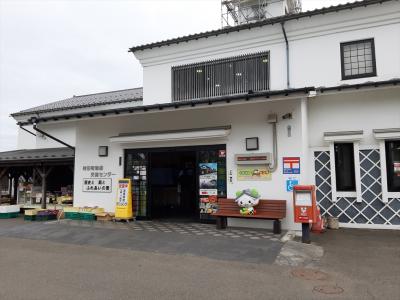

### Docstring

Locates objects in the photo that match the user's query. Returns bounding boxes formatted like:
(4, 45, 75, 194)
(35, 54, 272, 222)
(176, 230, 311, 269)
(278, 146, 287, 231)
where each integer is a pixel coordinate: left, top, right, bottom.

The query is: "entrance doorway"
(150, 151, 197, 219)
(124, 145, 227, 222)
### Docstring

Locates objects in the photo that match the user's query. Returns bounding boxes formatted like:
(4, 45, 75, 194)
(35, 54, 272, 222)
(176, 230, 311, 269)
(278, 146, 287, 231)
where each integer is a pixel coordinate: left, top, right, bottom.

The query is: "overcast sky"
(0, 0, 355, 151)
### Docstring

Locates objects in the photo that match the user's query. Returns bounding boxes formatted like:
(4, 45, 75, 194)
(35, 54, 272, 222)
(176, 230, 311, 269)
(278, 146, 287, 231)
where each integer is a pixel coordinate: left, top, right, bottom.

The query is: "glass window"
(385, 140, 400, 192)
(334, 143, 356, 191)
(172, 52, 269, 101)
(125, 152, 148, 218)
(341, 39, 376, 80)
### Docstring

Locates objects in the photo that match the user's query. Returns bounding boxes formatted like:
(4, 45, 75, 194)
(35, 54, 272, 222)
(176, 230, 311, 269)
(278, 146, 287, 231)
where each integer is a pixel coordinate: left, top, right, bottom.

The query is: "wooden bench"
(211, 198, 286, 234)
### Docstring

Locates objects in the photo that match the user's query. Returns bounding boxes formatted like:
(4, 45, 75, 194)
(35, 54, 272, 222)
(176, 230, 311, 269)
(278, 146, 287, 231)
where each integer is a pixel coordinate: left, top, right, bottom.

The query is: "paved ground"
(0, 217, 398, 299)
(0, 218, 283, 264)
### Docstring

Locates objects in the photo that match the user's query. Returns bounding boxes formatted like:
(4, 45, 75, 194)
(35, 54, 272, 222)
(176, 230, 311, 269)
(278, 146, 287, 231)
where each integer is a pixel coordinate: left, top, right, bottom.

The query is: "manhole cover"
(291, 268, 329, 281)
(313, 285, 344, 295)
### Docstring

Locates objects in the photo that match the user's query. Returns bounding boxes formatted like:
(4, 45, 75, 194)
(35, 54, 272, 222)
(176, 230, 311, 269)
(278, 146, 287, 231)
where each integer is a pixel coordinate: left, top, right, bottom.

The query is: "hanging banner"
(237, 165, 271, 181)
(199, 163, 218, 196)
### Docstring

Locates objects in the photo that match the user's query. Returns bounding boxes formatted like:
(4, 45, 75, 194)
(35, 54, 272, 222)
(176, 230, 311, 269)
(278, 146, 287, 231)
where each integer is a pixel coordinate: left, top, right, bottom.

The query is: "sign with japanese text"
(237, 165, 271, 181)
(83, 178, 112, 193)
(283, 157, 300, 174)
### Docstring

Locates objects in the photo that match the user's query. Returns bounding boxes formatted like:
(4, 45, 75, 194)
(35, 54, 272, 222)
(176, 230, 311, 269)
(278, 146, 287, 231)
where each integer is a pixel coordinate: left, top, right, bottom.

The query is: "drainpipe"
(19, 125, 37, 137)
(33, 124, 75, 150)
(281, 22, 290, 89)
(267, 114, 278, 173)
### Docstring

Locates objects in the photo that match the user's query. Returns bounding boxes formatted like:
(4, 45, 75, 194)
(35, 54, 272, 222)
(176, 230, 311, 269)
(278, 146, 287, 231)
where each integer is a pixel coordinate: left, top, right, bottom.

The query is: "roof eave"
(18, 87, 315, 126)
(128, 0, 395, 53)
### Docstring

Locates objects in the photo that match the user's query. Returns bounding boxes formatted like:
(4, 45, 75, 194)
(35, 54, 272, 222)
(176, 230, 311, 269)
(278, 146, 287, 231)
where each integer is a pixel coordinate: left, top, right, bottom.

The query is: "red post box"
(293, 185, 317, 244)
(293, 185, 317, 224)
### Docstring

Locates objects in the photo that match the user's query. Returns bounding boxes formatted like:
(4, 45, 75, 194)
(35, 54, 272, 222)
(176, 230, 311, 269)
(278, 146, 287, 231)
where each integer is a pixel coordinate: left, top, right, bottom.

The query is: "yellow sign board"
(115, 179, 133, 219)
(237, 165, 271, 181)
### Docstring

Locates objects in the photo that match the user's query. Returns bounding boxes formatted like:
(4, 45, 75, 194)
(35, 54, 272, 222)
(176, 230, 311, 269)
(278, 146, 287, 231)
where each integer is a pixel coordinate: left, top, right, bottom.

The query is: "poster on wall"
(199, 195, 218, 214)
(237, 165, 271, 181)
(283, 157, 300, 174)
(199, 163, 218, 196)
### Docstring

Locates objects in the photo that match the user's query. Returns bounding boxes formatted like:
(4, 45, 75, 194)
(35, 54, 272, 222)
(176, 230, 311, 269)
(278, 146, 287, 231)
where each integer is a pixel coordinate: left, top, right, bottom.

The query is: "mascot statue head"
(235, 189, 261, 215)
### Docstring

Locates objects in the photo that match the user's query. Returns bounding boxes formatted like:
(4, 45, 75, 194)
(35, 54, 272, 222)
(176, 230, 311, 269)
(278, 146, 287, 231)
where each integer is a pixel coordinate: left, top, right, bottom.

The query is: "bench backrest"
(217, 198, 286, 218)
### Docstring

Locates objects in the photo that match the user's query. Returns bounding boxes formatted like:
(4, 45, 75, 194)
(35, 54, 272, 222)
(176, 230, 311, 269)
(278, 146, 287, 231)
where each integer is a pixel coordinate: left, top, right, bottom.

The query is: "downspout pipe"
(19, 125, 36, 137)
(267, 114, 278, 173)
(33, 124, 75, 150)
(281, 22, 290, 89)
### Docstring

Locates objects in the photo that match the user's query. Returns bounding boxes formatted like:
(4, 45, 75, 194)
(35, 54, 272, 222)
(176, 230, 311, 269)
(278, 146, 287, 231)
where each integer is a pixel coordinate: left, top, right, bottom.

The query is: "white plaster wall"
(35, 122, 76, 148)
(73, 97, 307, 230)
(17, 126, 36, 149)
(135, 1, 400, 105)
(140, 25, 287, 105)
(308, 87, 400, 148)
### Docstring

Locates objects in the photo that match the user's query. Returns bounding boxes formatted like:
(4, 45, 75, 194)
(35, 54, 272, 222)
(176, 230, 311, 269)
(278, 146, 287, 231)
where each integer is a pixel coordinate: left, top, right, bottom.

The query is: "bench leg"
(222, 217, 228, 229)
(273, 220, 281, 234)
(216, 217, 227, 230)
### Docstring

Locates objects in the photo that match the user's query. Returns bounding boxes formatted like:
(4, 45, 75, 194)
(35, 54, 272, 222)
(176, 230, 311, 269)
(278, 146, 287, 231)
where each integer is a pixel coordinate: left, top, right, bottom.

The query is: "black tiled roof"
(12, 87, 143, 117)
(0, 147, 74, 164)
(129, 0, 395, 53)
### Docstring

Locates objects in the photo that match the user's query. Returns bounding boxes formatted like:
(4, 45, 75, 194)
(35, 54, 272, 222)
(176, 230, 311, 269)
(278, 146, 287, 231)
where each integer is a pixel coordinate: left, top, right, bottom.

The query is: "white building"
(5, 0, 400, 230)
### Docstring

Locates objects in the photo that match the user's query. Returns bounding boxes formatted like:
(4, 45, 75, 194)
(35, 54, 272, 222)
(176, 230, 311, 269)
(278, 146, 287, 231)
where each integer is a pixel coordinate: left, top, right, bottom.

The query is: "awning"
(110, 126, 231, 144)
(373, 128, 400, 140)
(323, 130, 364, 142)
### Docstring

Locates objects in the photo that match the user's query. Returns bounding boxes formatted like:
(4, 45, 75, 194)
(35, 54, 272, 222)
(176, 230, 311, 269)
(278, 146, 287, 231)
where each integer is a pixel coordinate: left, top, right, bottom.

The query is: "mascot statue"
(235, 189, 261, 215)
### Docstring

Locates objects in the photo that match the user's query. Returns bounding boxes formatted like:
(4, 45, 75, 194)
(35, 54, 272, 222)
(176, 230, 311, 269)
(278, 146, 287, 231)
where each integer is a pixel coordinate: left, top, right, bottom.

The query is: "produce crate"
(96, 213, 113, 221)
(64, 212, 80, 220)
(24, 215, 36, 221)
(80, 212, 96, 221)
(0, 212, 19, 219)
(35, 210, 59, 221)
(24, 209, 38, 216)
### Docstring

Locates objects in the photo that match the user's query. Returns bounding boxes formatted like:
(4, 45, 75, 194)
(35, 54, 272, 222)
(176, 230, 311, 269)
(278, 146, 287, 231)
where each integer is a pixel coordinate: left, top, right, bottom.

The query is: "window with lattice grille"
(341, 39, 377, 80)
(171, 52, 269, 102)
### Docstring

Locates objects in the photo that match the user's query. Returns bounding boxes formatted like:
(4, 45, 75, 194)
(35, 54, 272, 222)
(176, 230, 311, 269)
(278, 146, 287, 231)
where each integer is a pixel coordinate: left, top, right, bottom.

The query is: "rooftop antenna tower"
(221, 0, 302, 28)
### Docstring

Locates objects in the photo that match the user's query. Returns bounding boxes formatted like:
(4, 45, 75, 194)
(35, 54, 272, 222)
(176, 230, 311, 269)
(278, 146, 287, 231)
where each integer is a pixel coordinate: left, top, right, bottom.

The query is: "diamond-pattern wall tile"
(314, 149, 400, 226)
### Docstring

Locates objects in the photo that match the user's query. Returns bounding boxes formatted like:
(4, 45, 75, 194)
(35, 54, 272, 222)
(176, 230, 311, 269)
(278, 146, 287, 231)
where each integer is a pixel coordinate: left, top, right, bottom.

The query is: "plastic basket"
(0, 212, 19, 219)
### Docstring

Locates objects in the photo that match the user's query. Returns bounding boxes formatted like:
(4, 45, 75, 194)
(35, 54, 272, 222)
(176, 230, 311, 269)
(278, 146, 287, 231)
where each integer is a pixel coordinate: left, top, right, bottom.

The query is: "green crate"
(35, 215, 48, 221)
(0, 212, 19, 219)
(24, 215, 36, 221)
(80, 212, 96, 221)
(65, 212, 80, 220)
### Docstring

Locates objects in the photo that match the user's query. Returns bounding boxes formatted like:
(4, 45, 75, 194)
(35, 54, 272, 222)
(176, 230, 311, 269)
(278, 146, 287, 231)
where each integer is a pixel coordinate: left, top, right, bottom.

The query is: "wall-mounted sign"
(235, 153, 271, 165)
(199, 163, 218, 196)
(286, 177, 299, 192)
(283, 157, 300, 174)
(237, 165, 271, 181)
(83, 178, 112, 193)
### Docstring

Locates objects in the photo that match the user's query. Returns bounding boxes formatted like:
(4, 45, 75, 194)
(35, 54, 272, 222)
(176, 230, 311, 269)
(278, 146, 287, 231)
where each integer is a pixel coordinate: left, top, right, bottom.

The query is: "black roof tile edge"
(15, 79, 400, 126)
(129, 0, 395, 53)
(18, 87, 314, 125)
(11, 88, 143, 117)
